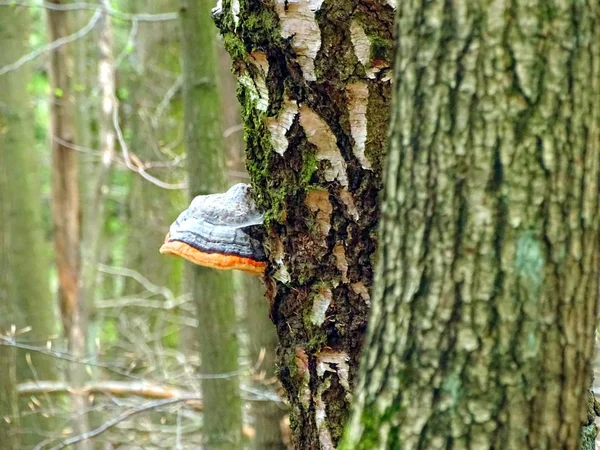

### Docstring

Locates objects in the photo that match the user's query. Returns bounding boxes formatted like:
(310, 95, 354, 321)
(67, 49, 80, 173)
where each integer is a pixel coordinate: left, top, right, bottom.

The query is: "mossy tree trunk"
(180, 1, 244, 448)
(216, 1, 395, 447)
(218, 40, 287, 449)
(0, 5, 60, 447)
(342, 1, 600, 449)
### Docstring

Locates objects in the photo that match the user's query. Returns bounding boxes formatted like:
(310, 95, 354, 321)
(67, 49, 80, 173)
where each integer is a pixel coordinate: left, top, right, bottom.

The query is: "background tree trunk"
(180, 1, 244, 448)
(122, 0, 184, 297)
(245, 276, 287, 450)
(47, 3, 93, 448)
(79, 0, 115, 360)
(342, 1, 600, 449)
(216, 1, 395, 447)
(47, 0, 81, 338)
(0, 5, 60, 447)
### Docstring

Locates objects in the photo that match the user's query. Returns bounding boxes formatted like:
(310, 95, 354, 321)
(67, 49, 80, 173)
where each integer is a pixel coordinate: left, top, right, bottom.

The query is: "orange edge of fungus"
(159, 240, 266, 276)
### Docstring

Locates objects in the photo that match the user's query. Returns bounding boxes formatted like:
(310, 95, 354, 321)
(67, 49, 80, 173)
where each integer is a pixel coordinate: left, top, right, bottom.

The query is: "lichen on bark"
(215, 0, 394, 447)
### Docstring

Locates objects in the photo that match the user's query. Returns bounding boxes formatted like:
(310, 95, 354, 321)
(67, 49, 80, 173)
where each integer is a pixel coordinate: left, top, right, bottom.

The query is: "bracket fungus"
(159, 183, 267, 275)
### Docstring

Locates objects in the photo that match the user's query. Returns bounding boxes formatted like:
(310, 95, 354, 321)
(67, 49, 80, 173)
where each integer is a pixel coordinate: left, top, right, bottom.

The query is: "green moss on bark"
(216, 1, 394, 447)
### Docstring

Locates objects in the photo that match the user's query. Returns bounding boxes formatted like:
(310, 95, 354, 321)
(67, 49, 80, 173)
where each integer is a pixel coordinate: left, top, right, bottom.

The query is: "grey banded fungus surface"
(159, 183, 267, 275)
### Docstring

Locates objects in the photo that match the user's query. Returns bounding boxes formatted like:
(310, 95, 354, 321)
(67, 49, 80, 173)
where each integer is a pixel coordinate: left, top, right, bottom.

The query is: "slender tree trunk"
(122, 0, 184, 297)
(47, 1, 81, 337)
(180, 1, 244, 448)
(342, 2, 600, 449)
(0, 5, 60, 447)
(0, 122, 20, 450)
(216, 1, 394, 447)
(79, 0, 115, 357)
(245, 276, 287, 450)
(47, 3, 93, 449)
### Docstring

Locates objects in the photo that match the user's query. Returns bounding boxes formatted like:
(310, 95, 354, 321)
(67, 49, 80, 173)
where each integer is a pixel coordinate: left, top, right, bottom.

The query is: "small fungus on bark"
(160, 183, 267, 275)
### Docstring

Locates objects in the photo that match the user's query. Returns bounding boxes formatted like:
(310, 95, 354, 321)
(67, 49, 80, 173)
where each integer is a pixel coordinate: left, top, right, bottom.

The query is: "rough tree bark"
(180, 1, 244, 448)
(342, 1, 600, 449)
(0, 5, 60, 447)
(215, 1, 395, 447)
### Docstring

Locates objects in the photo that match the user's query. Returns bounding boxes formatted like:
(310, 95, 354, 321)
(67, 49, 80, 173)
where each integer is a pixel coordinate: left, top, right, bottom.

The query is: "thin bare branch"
(112, 98, 188, 190)
(95, 294, 192, 310)
(223, 123, 244, 138)
(43, 397, 200, 450)
(17, 380, 198, 400)
(0, 9, 101, 76)
(0, 336, 144, 381)
(152, 75, 184, 127)
(0, 337, 249, 381)
(0, 1, 179, 21)
(97, 264, 178, 305)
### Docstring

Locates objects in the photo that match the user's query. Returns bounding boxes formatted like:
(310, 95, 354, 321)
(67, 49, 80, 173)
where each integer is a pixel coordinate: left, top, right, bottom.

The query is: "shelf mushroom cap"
(159, 183, 267, 275)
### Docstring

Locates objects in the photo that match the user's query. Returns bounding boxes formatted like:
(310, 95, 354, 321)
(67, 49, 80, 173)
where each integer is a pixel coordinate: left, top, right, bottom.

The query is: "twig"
(152, 75, 184, 128)
(95, 294, 192, 310)
(0, 1, 179, 22)
(223, 123, 244, 138)
(17, 380, 198, 400)
(0, 337, 250, 381)
(112, 98, 188, 190)
(97, 264, 178, 305)
(44, 397, 201, 450)
(0, 336, 145, 380)
(0, 9, 101, 76)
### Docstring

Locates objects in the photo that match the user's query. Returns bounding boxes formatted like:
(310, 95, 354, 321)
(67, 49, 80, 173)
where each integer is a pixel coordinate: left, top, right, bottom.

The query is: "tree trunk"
(79, 0, 115, 356)
(245, 276, 287, 450)
(0, 5, 60, 447)
(217, 36, 287, 450)
(218, 40, 287, 449)
(215, 1, 394, 447)
(180, 1, 244, 448)
(47, 1, 81, 338)
(122, 0, 184, 297)
(342, 2, 600, 449)
(0, 119, 20, 450)
(47, 3, 93, 449)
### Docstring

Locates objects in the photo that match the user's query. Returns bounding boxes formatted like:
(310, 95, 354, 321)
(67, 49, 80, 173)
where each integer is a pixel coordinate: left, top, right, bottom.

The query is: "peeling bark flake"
(350, 20, 386, 79)
(316, 349, 351, 395)
(295, 347, 311, 409)
(310, 286, 332, 326)
(339, 188, 359, 221)
(231, 0, 240, 27)
(346, 82, 372, 169)
(265, 97, 298, 155)
(350, 20, 371, 72)
(238, 74, 268, 113)
(351, 282, 370, 303)
(333, 243, 349, 283)
(274, 0, 325, 81)
(299, 105, 348, 186)
(272, 237, 291, 284)
(305, 189, 333, 238)
(315, 391, 335, 450)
